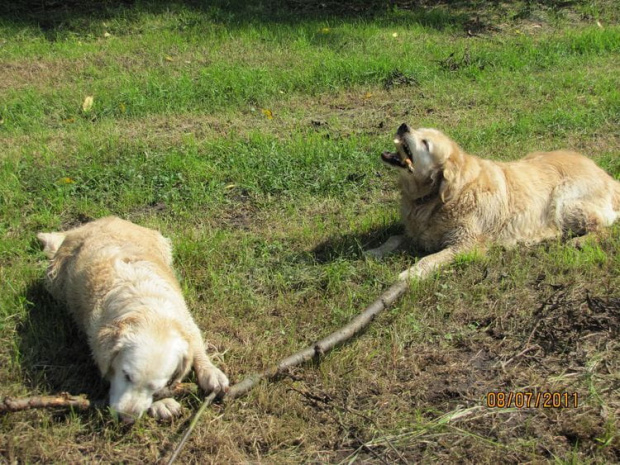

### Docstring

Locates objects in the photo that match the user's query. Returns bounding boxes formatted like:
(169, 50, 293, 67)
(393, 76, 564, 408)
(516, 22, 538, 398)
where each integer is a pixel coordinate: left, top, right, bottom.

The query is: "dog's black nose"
(397, 123, 410, 136)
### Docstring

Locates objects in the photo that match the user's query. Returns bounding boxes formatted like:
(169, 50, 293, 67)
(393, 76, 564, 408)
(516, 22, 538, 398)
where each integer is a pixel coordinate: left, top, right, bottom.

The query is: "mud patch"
(274, 278, 620, 463)
(60, 212, 94, 230)
(532, 291, 620, 356)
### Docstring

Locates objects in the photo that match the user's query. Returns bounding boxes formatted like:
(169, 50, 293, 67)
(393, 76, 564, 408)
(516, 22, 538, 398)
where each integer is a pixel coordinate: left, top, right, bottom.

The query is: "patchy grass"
(1, 0, 619, 463)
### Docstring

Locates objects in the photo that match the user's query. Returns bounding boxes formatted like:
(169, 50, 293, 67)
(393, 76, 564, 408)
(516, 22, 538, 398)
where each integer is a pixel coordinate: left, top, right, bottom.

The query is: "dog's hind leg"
(36, 232, 67, 259)
(364, 235, 406, 259)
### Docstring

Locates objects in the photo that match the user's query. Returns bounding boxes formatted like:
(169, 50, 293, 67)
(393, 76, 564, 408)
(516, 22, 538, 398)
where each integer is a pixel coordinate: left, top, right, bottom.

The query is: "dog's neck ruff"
(413, 190, 438, 205)
(411, 173, 443, 206)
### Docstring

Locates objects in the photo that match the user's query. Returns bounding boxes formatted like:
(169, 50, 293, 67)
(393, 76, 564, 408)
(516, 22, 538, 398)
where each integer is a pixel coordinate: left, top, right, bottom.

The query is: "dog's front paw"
(197, 365, 229, 395)
(398, 266, 421, 281)
(398, 259, 430, 281)
(364, 235, 405, 260)
(363, 247, 385, 259)
(147, 398, 183, 421)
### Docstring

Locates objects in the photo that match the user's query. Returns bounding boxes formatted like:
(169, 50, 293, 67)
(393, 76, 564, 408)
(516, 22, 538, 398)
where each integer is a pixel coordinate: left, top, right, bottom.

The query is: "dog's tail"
(37, 232, 66, 259)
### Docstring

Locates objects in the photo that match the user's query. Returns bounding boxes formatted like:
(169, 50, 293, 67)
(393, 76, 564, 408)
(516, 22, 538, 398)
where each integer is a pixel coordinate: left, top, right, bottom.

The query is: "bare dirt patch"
(257, 283, 620, 463)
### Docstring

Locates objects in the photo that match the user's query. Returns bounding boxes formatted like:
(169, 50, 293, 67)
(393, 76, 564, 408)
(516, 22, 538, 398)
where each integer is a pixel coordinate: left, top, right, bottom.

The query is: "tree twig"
(165, 392, 217, 465)
(0, 383, 198, 414)
(0, 393, 99, 413)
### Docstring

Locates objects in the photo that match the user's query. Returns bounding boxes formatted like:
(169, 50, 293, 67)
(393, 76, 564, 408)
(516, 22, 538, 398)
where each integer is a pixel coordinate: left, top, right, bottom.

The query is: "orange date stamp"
(486, 391, 578, 409)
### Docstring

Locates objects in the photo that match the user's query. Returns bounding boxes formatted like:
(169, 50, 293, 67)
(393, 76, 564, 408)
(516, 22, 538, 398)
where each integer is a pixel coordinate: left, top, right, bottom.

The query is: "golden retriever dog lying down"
(368, 124, 620, 280)
(37, 217, 229, 423)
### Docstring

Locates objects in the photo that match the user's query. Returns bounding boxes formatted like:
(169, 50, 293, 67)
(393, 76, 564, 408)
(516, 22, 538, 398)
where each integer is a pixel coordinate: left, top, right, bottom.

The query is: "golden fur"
(373, 124, 620, 279)
(38, 217, 228, 422)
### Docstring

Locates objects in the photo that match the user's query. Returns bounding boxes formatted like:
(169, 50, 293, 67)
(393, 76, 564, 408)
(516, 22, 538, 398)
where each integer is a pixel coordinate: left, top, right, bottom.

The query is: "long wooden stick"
(165, 392, 217, 465)
(166, 280, 409, 464)
(225, 280, 408, 400)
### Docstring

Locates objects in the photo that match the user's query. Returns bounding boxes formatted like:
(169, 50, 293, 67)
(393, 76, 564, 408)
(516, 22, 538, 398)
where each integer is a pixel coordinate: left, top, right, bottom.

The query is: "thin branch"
(0, 393, 98, 413)
(499, 344, 542, 370)
(225, 280, 408, 401)
(0, 383, 198, 414)
(166, 280, 409, 464)
(165, 391, 217, 465)
(342, 406, 409, 465)
(288, 385, 408, 465)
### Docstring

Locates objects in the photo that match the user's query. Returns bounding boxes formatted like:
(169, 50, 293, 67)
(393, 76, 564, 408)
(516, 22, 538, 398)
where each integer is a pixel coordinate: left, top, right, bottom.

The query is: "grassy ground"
(1, 0, 619, 462)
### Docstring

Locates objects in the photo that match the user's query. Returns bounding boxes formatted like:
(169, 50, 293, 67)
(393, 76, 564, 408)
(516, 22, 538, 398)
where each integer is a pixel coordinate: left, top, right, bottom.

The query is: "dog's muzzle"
(381, 123, 414, 172)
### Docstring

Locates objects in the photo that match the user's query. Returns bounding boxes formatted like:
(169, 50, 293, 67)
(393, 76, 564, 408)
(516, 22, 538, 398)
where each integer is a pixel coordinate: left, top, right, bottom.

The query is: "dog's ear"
(438, 142, 463, 203)
(98, 324, 123, 379)
(97, 314, 143, 378)
(438, 158, 457, 203)
(168, 321, 193, 385)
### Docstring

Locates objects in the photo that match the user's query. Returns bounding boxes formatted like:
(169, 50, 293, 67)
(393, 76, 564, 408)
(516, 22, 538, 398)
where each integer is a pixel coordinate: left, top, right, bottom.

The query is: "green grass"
(1, 0, 619, 463)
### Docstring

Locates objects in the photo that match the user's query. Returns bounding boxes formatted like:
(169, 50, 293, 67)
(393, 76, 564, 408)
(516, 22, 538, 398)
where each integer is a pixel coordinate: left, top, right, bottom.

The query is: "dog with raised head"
(38, 216, 229, 423)
(369, 124, 620, 279)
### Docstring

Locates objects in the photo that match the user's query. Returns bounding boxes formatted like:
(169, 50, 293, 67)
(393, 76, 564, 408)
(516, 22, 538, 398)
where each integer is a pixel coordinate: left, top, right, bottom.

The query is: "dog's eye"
(421, 139, 430, 151)
(123, 370, 133, 383)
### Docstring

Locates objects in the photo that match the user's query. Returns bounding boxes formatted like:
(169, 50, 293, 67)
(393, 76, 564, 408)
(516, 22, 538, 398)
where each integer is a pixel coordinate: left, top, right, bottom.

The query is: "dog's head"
(382, 124, 462, 202)
(99, 316, 192, 423)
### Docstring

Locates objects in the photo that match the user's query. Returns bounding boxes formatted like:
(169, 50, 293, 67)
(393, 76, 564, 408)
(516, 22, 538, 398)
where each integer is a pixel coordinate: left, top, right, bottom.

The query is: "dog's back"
(499, 150, 619, 240)
(38, 217, 175, 335)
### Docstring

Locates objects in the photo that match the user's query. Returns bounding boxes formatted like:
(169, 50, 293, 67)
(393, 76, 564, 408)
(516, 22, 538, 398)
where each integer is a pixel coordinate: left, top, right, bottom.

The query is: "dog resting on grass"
(368, 124, 620, 280)
(37, 217, 229, 423)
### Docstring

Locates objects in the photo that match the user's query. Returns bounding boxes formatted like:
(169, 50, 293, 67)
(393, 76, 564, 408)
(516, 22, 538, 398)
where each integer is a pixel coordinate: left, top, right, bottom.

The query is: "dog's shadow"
(310, 220, 423, 264)
(17, 280, 107, 400)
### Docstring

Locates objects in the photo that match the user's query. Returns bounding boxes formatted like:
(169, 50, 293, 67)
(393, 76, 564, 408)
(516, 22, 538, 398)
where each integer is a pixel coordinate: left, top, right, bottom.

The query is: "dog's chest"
(401, 199, 453, 251)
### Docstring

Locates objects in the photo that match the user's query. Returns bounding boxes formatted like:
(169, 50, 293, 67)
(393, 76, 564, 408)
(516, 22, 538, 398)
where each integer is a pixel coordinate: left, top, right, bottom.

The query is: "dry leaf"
(119, 103, 126, 114)
(82, 96, 94, 113)
(165, 56, 174, 62)
(320, 27, 330, 33)
(225, 184, 236, 190)
(363, 92, 373, 99)
(392, 32, 398, 38)
(103, 32, 111, 38)
(261, 108, 274, 120)
(57, 177, 76, 185)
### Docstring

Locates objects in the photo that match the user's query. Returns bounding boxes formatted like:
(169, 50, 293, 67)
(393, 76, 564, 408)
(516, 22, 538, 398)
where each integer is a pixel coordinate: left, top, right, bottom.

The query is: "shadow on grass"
(17, 280, 106, 400)
(0, 0, 518, 38)
(310, 218, 423, 264)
